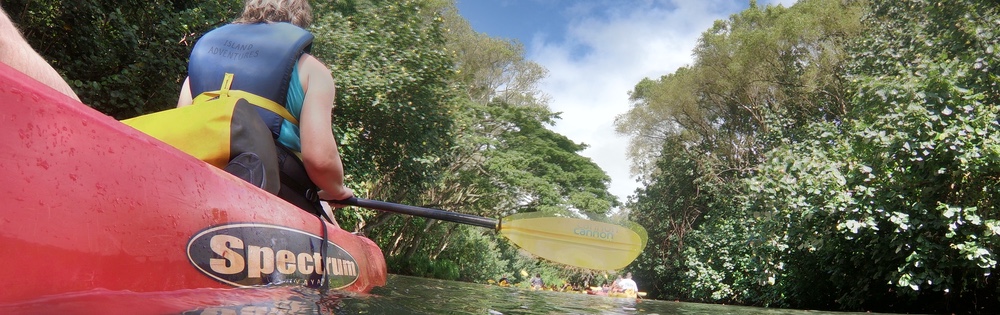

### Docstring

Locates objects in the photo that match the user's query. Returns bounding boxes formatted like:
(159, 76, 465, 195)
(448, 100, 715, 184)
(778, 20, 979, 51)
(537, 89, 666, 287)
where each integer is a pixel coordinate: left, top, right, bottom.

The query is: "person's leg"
(0, 7, 79, 101)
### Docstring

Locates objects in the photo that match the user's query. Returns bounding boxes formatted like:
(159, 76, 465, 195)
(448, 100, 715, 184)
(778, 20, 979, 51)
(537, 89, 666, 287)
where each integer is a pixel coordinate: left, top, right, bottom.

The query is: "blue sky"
(456, 0, 798, 205)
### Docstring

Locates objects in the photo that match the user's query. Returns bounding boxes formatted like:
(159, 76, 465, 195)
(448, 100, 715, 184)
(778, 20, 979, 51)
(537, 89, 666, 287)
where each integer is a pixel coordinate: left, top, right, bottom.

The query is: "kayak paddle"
(335, 197, 647, 270)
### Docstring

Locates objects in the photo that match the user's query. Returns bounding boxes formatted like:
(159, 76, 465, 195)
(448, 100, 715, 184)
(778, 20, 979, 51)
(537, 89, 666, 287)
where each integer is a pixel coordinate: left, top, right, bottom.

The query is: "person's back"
(619, 273, 638, 292)
(177, 0, 353, 213)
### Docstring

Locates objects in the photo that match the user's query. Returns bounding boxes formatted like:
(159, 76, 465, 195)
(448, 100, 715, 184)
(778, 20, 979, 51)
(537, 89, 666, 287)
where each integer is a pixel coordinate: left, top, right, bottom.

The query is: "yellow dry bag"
(122, 73, 297, 193)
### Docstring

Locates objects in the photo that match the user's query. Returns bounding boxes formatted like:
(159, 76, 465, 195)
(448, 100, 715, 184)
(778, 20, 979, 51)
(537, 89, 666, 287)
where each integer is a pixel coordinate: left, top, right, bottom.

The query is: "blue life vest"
(188, 22, 313, 138)
(188, 22, 325, 215)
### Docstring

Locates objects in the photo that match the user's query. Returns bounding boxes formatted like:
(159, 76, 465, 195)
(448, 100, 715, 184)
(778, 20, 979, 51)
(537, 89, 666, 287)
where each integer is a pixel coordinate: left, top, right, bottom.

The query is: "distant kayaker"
(498, 277, 510, 287)
(610, 275, 623, 292)
(560, 281, 572, 292)
(0, 7, 79, 101)
(176, 0, 354, 214)
(530, 274, 544, 290)
(618, 272, 638, 293)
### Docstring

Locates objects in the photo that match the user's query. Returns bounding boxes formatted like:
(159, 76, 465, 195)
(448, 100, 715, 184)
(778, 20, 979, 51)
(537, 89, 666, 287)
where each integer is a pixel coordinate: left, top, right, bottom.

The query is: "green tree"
(4, 0, 240, 118)
(616, 0, 862, 177)
(621, 0, 864, 306)
(629, 0, 1000, 312)
(312, 0, 457, 206)
(815, 0, 998, 311)
(743, 0, 1000, 311)
(363, 2, 616, 281)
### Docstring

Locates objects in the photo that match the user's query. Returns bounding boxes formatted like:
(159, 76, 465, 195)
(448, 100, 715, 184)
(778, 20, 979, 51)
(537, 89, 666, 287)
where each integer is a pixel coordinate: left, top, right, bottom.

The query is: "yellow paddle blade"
(499, 213, 646, 270)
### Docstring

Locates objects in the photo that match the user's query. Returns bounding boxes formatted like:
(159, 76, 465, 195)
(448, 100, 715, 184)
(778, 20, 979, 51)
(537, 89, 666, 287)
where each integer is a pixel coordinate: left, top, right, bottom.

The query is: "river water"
(2, 274, 883, 314)
(325, 275, 874, 315)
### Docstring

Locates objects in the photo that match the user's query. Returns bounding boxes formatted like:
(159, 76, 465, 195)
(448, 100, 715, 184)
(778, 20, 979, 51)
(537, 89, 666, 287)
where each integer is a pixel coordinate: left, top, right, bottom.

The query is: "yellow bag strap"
(192, 73, 300, 126)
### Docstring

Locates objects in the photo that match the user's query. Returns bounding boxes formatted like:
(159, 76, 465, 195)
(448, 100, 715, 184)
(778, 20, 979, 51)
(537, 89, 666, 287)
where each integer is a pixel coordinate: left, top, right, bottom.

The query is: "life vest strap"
(193, 73, 300, 126)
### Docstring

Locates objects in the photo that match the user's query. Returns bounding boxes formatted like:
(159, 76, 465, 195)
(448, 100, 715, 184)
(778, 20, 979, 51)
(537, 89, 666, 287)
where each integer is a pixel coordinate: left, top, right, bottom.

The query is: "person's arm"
(0, 8, 79, 101)
(177, 77, 193, 107)
(297, 54, 354, 203)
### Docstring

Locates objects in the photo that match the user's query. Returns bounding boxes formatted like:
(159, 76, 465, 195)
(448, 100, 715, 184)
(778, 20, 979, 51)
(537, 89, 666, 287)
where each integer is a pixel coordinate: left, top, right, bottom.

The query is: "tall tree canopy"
(622, 0, 1000, 313)
(311, 0, 458, 202)
(618, 0, 863, 303)
(616, 0, 861, 177)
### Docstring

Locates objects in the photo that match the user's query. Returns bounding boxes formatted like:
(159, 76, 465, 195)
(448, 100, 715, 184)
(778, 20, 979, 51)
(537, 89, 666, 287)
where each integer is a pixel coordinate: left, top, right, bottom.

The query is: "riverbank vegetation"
(7, 0, 999, 313)
(619, 0, 1000, 313)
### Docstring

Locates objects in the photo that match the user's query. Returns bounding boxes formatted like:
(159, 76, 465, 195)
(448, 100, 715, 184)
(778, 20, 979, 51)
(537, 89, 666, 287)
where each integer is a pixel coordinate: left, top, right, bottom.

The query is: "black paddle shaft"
(337, 197, 498, 229)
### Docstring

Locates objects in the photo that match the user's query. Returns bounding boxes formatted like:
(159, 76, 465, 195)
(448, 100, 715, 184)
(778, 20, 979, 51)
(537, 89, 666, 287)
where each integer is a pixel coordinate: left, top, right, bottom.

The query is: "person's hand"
(318, 185, 354, 208)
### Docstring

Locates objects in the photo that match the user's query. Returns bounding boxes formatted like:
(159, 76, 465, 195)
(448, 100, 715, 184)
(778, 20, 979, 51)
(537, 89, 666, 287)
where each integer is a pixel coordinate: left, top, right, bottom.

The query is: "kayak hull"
(586, 287, 646, 299)
(0, 63, 386, 306)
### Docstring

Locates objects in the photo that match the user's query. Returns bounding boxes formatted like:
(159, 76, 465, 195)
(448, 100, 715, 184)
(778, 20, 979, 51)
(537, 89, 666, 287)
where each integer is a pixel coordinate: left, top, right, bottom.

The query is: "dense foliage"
(332, 2, 616, 284)
(5, 0, 241, 118)
(311, 0, 457, 203)
(620, 0, 1000, 312)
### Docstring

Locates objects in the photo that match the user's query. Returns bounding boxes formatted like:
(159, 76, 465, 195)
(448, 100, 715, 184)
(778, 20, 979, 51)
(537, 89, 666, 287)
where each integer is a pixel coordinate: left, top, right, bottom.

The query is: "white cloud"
(526, 1, 747, 205)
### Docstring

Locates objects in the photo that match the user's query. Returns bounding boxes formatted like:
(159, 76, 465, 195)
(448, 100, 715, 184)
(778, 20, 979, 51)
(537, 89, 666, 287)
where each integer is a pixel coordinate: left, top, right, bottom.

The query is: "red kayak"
(0, 63, 386, 311)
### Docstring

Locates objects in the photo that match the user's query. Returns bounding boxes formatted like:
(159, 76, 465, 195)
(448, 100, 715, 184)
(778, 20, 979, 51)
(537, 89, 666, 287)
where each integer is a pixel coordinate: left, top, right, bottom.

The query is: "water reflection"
(330, 275, 879, 315)
(0, 275, 885, 314)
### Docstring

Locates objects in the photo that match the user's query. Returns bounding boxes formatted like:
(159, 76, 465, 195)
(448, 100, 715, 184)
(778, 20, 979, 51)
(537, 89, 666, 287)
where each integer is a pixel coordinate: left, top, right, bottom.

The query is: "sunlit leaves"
(312, 0, 457, 200)
(626, 0, 1000, 312)
(745, 0, 1000, 311)
(623, 0, 865, 306)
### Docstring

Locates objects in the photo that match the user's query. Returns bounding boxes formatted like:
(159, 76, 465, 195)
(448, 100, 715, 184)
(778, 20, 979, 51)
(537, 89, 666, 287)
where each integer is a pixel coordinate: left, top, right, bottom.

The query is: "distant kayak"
(609, 291, 647, 299)
(0, 63, 386, 312)
(587, 287, 647, 298)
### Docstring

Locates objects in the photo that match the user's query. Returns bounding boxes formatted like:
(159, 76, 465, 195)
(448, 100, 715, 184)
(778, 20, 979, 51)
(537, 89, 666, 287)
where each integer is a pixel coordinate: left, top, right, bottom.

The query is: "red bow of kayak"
(0, 63, 386, 307)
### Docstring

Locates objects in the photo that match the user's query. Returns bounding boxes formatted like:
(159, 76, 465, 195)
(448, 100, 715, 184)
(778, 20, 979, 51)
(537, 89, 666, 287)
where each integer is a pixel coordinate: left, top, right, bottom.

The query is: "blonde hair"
(235, 0, 313, 28)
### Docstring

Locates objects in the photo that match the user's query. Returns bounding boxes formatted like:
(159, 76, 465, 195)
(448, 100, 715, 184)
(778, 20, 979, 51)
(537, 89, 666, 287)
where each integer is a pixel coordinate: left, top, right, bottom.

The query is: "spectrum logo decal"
(187, 223, 358, 289)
